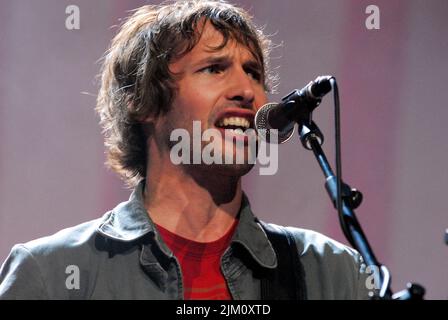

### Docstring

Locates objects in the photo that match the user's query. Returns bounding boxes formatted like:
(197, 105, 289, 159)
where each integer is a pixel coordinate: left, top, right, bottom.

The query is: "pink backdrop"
(1, 0, 447, 299)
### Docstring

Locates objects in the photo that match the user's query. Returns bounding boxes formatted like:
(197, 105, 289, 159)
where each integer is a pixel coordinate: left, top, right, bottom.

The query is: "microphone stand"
(297, 120, 425, 300)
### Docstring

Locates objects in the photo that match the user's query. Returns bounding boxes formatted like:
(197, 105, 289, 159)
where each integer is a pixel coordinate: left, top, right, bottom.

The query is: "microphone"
(255, 75, 334, 143)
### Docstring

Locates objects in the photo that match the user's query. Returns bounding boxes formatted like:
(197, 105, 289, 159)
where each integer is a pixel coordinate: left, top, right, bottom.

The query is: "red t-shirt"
(155, 220, 238, 300)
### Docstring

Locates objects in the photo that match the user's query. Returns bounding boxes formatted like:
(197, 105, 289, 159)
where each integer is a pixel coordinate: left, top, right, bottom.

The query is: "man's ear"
(141, 117, 156, 138)
(140, 110, 165, 137)
(141, 114, 156, 124)
(137, 103, 163, 124)
(127, 99, 157, 124)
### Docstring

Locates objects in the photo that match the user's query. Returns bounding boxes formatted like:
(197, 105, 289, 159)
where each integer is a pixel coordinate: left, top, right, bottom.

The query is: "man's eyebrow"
(194, 55, 231, 67)
(243, 60, 262, 72)
(193, 55, 262, 69)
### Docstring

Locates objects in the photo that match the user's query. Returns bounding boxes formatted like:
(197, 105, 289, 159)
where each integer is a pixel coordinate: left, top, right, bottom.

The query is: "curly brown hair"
(96, 0, 274, 188)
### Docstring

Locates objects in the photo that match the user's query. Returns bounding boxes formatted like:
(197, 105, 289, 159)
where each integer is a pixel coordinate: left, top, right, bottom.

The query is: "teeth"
(217, 117, 250, 129)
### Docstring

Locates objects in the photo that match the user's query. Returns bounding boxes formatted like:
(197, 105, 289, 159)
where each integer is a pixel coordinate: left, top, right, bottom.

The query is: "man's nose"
(225, 68, 255, 106)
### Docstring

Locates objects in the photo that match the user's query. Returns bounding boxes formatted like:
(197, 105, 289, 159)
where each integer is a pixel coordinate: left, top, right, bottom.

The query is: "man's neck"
(143, 162, 242, 243)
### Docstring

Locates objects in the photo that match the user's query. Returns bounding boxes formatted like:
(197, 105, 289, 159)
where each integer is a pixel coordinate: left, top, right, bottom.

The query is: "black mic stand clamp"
(297, 120, 425, 300)
(392, 283, 426, 300)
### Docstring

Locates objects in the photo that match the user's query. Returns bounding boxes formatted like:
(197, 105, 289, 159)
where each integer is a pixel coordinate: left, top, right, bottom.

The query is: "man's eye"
(246, 69, 262, 82)
(200, 64, 223, 74)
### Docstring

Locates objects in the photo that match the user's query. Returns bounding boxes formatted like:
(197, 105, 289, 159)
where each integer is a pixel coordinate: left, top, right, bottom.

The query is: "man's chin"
(214, 162, 255, 177)
(189, 162, 255, 178)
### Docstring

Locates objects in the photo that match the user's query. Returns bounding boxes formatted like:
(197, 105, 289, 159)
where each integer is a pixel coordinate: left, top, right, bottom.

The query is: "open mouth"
(215, 116, 251, 135)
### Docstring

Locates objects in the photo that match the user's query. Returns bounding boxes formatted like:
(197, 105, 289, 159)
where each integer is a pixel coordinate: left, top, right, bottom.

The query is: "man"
(0, 0, 370, 299)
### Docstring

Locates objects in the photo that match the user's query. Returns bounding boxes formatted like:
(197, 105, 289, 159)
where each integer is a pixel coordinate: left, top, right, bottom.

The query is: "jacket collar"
(97, 181, 154, 241)
(231, 193, 277, 269)
(97, 180, 277, 268)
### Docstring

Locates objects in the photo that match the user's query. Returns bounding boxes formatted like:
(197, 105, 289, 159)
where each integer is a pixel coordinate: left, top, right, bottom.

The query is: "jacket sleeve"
(0, 244, 49, 299)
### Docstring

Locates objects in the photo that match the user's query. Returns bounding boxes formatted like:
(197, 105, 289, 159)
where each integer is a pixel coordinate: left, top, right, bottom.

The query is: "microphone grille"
(254, 102, 276, 131)
(255, 102, 295, 144)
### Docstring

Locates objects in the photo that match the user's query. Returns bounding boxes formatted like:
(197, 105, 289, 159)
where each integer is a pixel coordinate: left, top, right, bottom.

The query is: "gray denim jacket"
(0, 181, 370, 299)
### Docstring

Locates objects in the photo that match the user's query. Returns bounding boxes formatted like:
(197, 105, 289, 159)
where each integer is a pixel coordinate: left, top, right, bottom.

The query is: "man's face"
(152, 22, 268, 177)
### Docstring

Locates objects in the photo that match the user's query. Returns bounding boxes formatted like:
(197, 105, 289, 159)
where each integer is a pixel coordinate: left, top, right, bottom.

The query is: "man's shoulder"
(263, 222, 359, 258)
(2, 214, 112, 279)
(289, 226, 360, 260)
(0, 213, 113, 299)
(18, 214, 110, 258)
